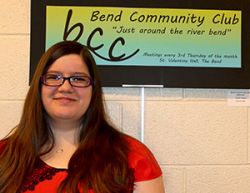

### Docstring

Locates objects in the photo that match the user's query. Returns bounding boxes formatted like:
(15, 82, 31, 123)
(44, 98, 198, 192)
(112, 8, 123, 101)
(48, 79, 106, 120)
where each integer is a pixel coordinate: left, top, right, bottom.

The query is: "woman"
(0, 41, 165, 193)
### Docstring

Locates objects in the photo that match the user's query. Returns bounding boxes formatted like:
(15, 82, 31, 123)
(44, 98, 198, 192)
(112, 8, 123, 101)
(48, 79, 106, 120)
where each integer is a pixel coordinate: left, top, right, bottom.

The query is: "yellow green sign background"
(46, 6, 241, 68)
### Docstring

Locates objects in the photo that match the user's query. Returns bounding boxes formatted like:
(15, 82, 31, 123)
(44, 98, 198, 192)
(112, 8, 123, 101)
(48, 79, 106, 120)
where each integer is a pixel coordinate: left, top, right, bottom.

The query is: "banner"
(46, 6, 241, 68)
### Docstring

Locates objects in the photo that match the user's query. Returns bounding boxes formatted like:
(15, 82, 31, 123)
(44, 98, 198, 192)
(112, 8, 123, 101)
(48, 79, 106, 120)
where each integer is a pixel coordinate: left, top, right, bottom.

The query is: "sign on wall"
(30, 0, 250, 88)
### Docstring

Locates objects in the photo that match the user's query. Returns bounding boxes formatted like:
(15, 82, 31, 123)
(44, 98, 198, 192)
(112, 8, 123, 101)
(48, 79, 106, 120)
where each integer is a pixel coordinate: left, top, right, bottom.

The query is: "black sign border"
(30, 0, 250, 88)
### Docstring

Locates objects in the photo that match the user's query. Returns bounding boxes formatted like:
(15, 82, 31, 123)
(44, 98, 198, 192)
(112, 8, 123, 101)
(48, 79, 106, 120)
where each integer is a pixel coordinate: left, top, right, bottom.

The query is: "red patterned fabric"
(0, 136, 162, 192)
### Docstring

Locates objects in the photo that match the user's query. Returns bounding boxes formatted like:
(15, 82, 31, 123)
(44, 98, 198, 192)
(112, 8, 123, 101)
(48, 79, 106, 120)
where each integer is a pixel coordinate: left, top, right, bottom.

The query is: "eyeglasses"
(41, 73, 93, 88)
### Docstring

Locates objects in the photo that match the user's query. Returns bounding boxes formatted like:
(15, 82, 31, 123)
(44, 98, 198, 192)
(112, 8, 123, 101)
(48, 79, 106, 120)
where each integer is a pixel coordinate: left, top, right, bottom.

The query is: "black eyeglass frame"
(40, 73, 93, 88)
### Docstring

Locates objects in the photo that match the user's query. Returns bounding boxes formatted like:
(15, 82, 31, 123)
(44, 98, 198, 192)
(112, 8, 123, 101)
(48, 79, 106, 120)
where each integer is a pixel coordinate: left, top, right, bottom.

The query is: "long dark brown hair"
(0, 41, 134, 193)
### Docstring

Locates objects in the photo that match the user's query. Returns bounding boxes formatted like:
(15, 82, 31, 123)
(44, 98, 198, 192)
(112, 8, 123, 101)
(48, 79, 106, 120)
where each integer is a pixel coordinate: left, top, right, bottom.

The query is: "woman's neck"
(49, 119, 81, 145)
(40, 120, 81, 169)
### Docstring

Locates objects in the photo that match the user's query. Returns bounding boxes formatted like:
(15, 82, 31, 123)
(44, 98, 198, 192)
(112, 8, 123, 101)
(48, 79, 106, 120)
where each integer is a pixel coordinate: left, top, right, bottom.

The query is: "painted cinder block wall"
(1, 1, 250, 193)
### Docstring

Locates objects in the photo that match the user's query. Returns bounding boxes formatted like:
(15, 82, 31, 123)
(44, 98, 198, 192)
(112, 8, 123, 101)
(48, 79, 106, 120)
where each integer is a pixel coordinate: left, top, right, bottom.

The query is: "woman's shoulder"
(124, 135, 158, 160)
(123, 135, 162, 182)
(124, 136, 154, 156)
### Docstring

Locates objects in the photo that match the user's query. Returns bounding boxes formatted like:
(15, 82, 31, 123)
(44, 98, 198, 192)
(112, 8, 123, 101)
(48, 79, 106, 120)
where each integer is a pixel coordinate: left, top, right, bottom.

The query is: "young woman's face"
(41, 54, 92, 125)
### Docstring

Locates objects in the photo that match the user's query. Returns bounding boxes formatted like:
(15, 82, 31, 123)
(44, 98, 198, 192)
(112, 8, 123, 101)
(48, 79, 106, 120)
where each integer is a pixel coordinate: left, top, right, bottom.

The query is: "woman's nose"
(57, 78, 74, 92)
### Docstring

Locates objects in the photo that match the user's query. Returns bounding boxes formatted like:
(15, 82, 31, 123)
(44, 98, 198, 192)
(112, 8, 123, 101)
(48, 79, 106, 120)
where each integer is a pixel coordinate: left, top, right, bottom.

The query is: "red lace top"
(0, 137, 162, 193)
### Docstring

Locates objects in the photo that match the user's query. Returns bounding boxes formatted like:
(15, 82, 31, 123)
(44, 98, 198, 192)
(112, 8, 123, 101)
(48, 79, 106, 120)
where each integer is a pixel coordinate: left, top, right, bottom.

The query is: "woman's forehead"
(48, 54, 89, 74)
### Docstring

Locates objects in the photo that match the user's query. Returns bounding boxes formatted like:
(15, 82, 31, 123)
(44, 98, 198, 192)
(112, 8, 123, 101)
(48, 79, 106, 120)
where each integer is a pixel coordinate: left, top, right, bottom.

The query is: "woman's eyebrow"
(46, 70, 61, 74)
(71, 72, 90, 76)
(46, 71, 89, 76)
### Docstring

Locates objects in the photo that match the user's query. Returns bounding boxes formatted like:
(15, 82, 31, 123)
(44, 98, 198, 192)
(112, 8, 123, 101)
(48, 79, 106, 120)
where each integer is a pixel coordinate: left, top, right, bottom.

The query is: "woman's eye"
(72, 76, 87, 82)
(46, 74, 61, 80)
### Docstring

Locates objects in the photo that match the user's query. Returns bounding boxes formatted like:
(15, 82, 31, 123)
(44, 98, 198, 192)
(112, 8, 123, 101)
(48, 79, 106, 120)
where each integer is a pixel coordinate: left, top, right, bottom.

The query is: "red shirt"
(0, 137, 162, 192)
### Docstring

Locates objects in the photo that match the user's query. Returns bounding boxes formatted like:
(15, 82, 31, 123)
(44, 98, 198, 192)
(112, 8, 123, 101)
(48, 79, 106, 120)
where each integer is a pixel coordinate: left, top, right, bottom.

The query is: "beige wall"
(1, 1, 250, 193)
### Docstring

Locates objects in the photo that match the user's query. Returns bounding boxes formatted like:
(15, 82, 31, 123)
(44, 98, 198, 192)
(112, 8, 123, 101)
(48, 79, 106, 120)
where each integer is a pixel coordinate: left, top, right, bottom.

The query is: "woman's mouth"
(54, 97, 76, 104)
